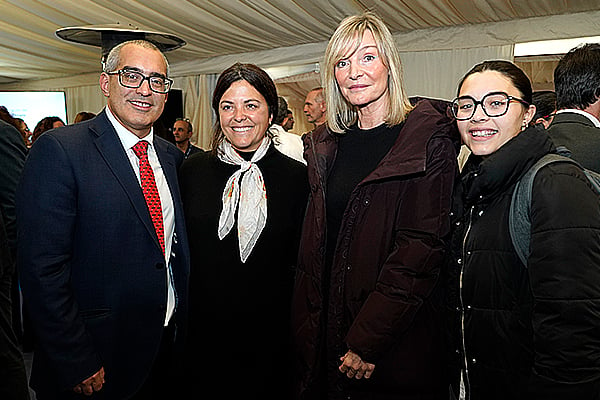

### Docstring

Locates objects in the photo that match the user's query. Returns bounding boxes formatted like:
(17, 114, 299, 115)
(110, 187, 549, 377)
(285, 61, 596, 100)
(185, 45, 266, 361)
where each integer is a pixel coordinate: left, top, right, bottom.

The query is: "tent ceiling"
(1, 0, 599, 84)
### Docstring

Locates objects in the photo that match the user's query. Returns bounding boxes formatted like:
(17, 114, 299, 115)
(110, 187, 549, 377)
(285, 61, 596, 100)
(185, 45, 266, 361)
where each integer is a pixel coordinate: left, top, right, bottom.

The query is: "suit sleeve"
(527, 163, 600, 398)
(0, 122, 26, 251)
(17, 134, 102, 390)
(345, 135, 456, 361)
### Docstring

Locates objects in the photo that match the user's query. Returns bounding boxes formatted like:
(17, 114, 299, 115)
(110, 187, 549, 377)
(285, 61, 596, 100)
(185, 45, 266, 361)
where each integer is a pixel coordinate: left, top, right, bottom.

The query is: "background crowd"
(0, 10, 599, 400)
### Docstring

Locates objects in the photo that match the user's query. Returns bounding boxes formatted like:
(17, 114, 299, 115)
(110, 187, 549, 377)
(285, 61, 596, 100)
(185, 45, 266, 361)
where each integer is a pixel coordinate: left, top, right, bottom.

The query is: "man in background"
(272, 97, 305, 164)
(17, 40, 189, 399)
(172, 118, 203, 158)
(0, 118, 29, 399)
(548, 43, 600, 172)
(530, 91, 557, 129)
(304, 87, 327, 128)
(282, 109, 294, 131)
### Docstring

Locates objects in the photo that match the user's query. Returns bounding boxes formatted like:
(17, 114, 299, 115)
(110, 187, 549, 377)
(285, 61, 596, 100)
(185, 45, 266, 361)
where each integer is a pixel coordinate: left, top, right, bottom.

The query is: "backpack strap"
(553, 146, 600, 193)
(509, 154, 580, 266)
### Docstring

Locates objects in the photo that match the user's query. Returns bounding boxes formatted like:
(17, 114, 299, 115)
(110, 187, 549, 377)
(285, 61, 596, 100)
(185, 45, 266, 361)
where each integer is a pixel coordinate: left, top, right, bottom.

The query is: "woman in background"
(73, 111, 96, 124)
(31, 116, 64, 145)
(179, 63, 308, 399)
(292, 12, 459, 400)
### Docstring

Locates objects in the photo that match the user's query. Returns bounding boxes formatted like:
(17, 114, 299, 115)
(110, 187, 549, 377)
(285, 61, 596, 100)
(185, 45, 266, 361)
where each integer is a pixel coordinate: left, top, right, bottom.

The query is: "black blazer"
(547, 111, 600, 173)
(17, 110, 190, 399)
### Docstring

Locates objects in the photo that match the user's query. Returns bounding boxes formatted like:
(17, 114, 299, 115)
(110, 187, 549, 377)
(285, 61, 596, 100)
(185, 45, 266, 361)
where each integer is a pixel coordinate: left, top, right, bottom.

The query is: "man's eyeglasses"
(451, 91, 529, 120)
(106, 69, 173, 94)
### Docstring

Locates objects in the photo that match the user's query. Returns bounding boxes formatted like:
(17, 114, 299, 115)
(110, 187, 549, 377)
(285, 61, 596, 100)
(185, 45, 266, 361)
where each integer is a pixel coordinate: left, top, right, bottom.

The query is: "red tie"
(132, 141, 165, 255)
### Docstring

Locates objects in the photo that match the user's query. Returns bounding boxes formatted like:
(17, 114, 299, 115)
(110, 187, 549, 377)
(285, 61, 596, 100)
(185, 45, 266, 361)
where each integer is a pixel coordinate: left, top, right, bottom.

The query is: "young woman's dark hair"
(209, 63, 278, 152)
(457, 60, 533, 104)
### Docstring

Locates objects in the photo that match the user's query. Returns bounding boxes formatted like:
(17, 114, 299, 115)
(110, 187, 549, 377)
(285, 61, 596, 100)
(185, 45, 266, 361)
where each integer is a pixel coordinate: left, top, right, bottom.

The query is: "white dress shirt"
(106, 106, 176, 326)
(270, 124, 306, 164)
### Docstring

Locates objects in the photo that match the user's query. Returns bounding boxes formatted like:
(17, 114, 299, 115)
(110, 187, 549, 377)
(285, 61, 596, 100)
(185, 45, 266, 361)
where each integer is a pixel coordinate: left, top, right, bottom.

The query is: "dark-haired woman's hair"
(209, 63, 278, 153)
(0, 106, 20, 129)
(32, 116, 65, 144)
(74, 111, 96, 124)
(457, 60, 533, 104)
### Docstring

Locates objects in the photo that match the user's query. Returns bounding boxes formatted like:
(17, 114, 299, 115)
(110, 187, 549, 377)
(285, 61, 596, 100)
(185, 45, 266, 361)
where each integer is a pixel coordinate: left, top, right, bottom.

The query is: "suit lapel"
(153, 136, 183, 235)
(90, 111, 161, 251)
(153, 137, 177, 193)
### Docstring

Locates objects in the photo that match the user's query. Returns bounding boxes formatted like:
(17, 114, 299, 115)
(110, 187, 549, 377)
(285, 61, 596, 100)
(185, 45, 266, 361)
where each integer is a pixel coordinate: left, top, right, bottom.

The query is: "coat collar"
(305, 98, 460, 184)
(461, 125, 555, 205)
(552, 110, 600, 128)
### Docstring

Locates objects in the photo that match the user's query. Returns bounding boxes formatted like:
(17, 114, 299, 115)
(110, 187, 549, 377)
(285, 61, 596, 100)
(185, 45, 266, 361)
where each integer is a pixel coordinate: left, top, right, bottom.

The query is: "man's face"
(282, 112, 294, 131)
(100, 44, 168, 138)
(172, 120, 192, 143)
(304, 90, 326, 125)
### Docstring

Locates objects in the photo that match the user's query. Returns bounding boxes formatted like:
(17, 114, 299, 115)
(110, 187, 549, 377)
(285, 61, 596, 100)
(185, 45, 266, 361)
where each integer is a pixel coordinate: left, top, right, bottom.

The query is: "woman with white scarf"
(179, 63, 308, 399)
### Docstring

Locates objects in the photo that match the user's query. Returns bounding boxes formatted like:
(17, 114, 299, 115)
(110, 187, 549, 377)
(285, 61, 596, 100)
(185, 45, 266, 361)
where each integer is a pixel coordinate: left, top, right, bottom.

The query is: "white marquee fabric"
(1, 1, 600, 145)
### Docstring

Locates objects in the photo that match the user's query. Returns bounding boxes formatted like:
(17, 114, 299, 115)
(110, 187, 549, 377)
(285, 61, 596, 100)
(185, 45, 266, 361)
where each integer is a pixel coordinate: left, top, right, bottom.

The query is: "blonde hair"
(323, 12, 413, 133)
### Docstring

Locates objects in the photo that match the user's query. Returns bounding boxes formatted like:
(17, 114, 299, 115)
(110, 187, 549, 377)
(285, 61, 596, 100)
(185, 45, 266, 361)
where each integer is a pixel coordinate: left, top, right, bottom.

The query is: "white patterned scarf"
(217, 137, 271, 263)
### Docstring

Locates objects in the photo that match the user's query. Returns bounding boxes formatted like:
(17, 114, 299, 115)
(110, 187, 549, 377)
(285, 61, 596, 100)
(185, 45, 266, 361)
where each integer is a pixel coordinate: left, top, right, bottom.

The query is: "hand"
(339, 350, 375, 379)
(73, 367, 105, 396)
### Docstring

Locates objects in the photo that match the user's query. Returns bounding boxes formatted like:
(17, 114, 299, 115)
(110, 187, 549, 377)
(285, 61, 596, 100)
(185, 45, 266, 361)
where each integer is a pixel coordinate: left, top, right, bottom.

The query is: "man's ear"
(99, 73, 110, 98)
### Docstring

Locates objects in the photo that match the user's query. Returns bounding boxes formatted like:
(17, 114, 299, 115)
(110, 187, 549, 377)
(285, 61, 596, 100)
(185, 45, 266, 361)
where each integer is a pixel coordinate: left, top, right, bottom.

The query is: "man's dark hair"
(274, 97, 288, 125)
(531, 90, 557, 123)
(554, 43, 600, 110)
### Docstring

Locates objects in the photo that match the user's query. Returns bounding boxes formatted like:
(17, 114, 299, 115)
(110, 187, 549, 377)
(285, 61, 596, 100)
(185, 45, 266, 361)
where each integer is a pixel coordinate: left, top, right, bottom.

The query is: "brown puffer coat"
(292, 98, 460, 400)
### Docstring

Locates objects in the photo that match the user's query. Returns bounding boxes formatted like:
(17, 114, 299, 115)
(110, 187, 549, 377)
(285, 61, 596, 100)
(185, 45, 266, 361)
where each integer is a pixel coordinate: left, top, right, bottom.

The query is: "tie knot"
(132, 140, 149, 158)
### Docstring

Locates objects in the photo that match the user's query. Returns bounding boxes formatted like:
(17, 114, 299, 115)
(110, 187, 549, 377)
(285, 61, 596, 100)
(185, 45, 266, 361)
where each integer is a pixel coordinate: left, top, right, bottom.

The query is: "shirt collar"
(105, 105, 155, 150)
(556, 108, 600, 128)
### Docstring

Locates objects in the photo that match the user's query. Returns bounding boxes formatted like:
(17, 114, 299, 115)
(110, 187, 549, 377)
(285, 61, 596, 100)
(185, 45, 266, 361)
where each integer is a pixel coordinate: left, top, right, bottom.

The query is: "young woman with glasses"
(447, 60, 600, 399)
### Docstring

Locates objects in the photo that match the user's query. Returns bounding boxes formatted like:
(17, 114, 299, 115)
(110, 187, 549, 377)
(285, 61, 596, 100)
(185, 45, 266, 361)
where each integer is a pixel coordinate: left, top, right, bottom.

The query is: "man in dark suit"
(0, 118, 30, 399)
(548, 43, 600, 173)
(17, 40, 189, 399)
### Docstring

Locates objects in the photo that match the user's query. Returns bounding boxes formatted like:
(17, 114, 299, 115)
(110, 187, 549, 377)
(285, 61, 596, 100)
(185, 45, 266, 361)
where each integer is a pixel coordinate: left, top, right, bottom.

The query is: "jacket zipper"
(459, 205, 474, 400)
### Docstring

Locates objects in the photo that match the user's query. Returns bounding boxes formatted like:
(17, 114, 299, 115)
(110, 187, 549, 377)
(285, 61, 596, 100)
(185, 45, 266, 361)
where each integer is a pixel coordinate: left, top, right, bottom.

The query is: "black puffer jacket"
(447, 125, 600, 399)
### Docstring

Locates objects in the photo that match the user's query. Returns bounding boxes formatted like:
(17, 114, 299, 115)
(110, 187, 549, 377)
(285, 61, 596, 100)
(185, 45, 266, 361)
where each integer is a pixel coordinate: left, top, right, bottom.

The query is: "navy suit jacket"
(547, 111, 600, 173)
(16, 110, 190, 399)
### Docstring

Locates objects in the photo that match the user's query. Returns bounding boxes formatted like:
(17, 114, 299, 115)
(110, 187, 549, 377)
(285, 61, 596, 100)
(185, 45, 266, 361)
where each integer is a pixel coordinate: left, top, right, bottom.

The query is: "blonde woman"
(292, 12, 459, 400)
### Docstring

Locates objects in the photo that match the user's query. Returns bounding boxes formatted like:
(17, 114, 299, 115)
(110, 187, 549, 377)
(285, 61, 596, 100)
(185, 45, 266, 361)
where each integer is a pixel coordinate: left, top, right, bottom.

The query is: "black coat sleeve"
(0, 121, 26, 251)
(527, 161, 600, 398)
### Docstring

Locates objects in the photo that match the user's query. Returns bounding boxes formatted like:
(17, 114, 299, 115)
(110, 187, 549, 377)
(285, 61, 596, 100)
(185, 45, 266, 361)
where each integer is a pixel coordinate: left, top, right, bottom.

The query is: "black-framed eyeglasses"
(106, 69, 173, 94)
(451, 91, 529, 120)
